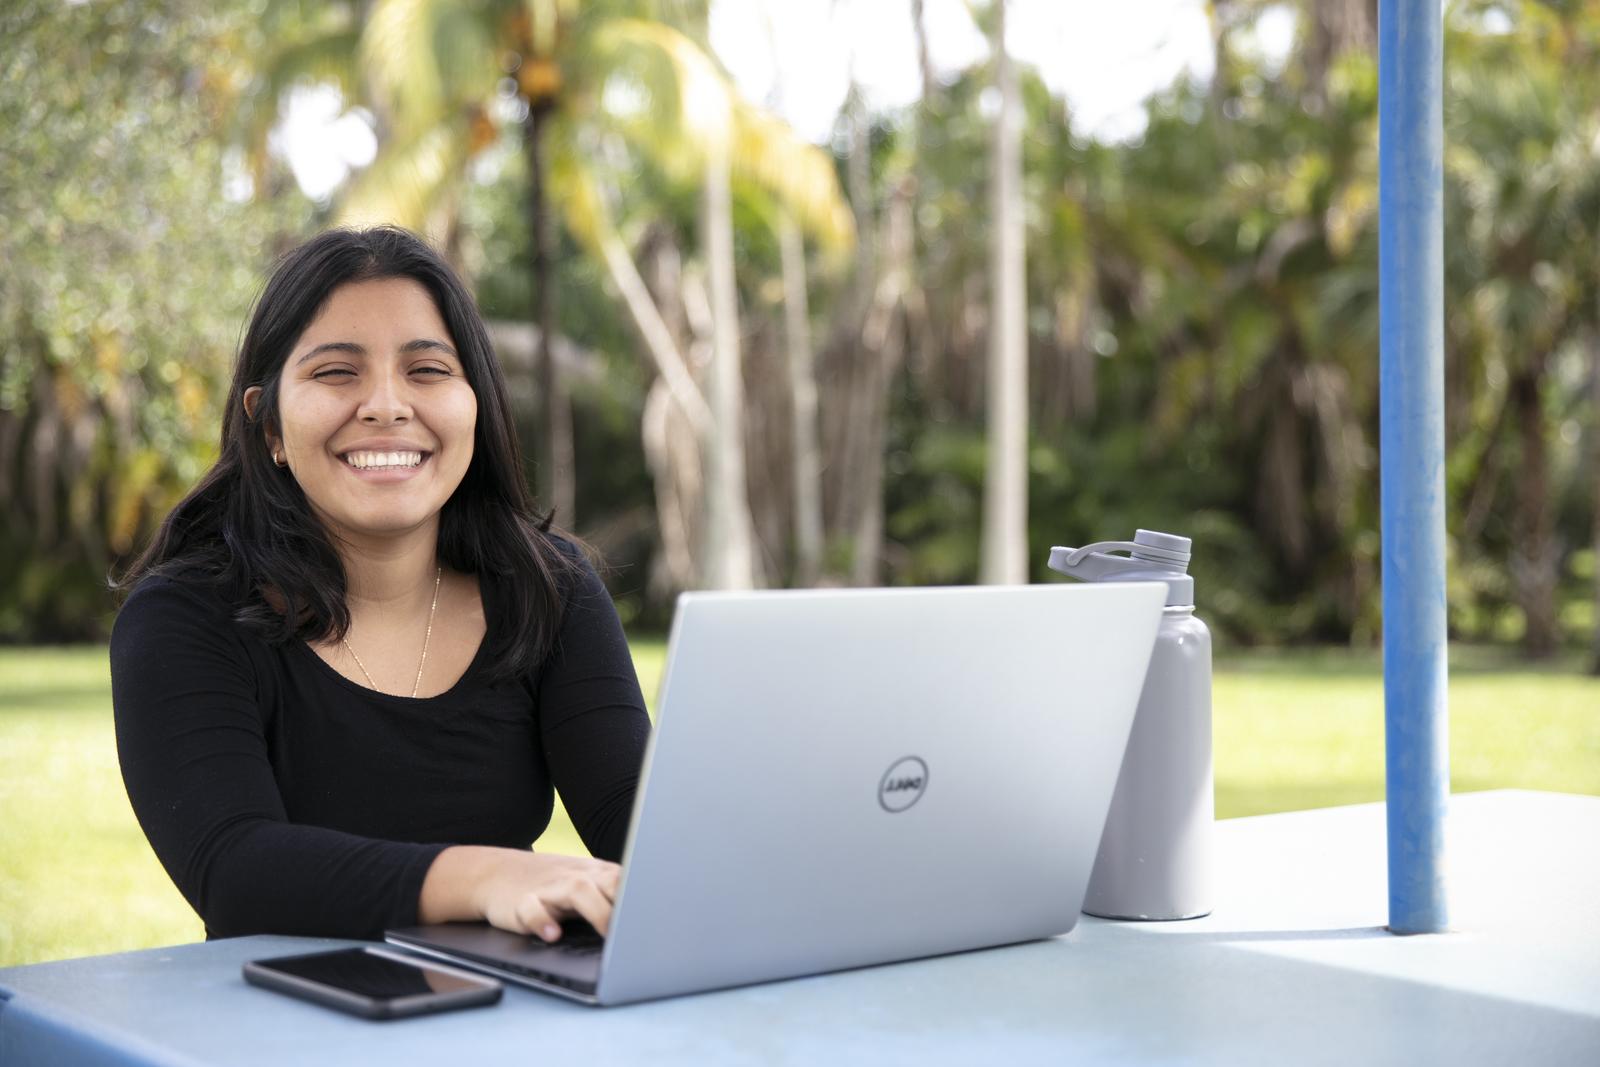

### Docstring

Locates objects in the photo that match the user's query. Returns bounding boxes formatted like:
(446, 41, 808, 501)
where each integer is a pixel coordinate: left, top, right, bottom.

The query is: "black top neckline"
(288, 572, 493, 703)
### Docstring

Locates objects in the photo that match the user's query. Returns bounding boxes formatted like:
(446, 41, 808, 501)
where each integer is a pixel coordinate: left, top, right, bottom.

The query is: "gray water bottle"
(1048, 529, 1213, 921)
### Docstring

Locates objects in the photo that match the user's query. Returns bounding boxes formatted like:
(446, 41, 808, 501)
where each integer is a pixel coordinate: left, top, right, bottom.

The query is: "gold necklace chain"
(342, 566, 442, 698)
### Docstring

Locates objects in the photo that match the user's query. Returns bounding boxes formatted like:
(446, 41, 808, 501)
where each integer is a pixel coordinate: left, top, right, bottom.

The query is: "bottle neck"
(1162, 604, 1195, 616)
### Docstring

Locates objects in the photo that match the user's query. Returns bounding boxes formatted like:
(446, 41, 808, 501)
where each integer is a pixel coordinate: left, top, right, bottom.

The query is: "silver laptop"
(387, 581, 1167, 1005)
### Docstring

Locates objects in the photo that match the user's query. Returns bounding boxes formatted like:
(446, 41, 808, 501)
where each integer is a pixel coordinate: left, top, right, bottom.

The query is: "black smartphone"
(243, 946, 503, 1020)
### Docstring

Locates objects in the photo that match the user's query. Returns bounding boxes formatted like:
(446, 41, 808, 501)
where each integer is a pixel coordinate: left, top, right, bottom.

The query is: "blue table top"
(3, 791, 1597, 1066)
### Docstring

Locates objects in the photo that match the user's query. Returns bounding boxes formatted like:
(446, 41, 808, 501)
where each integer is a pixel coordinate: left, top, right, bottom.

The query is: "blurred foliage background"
(1, 0, 1597, 667)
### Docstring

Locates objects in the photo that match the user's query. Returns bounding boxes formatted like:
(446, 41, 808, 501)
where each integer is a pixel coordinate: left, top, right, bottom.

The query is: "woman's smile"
(343, 450, 426, 470)
(341, 451, 430, 480)
(337, 441, 434, 481)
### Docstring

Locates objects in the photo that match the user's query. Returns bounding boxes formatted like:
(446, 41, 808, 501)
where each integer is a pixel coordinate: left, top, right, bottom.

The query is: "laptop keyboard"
(549, 918, 605, 957)
(489, 919, 603, 993)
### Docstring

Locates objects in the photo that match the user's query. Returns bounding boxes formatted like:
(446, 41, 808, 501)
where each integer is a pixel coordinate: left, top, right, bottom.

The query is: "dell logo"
(878, 757, 929, 813)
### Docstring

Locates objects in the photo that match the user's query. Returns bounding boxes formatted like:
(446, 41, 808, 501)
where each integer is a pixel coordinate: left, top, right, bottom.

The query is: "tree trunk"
(589, 204, 717, 600)
(909, 0, 951, 412)
(779, 213, 825, 587)
(1207, 0, 1238, 155)
(758, 6, 825, 587)
(851, 178, 915, 588)
(700, 133, 757, 590)
(1254, 336, 1312, 575)
(1510, 362, 1559, 658)
(820, 87, 881, 571)
(1302, 0, 1377, 109)
(844, 88, 879, 582)
(1587, 334, 1600, 671)
(638, 236, 705, 595)
(525, 104, 574, 523)
(910, 0, 935, 104)
(904, 0, 937, 419)
(593, 227, 712, 434)
(642, 378, 701, 593)
(979, 0, 1029, 585)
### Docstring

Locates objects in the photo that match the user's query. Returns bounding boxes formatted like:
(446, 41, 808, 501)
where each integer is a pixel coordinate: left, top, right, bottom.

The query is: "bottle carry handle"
(1056, 541, 1143, 567)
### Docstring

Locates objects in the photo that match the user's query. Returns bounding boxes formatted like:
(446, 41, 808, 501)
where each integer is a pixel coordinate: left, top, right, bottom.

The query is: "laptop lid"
(593, 581, 1166, 1004)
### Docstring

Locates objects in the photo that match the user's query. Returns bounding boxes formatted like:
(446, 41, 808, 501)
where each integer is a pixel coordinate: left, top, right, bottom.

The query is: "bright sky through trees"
(272, 88, 378, 202)
(275, 0, 1297, 201)
(713, 0, 1250, 143)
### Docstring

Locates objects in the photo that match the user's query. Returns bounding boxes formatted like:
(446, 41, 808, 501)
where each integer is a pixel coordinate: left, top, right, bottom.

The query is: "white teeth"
(344, 450, 424, 470)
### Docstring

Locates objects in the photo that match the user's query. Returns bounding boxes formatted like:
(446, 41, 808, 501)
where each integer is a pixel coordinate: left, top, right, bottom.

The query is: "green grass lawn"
(2, 642, 1596, 968)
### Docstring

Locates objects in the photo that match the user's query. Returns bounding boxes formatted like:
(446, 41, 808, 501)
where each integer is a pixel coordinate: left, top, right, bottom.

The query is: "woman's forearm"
(417, 845, 505, 923)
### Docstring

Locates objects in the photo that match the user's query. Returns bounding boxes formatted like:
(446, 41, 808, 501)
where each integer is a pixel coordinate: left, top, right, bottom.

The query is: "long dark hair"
(115, 226, 579, 681)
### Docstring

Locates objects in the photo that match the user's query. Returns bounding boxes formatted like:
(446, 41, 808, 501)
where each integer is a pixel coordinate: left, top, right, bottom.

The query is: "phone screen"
(254, 948, 488, 1000)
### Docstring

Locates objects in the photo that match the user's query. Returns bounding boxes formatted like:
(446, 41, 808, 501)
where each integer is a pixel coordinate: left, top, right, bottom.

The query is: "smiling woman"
(108, 228, 649, 947)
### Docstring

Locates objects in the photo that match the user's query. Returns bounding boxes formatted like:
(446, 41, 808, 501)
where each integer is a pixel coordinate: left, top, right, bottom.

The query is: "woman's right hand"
(476, 850, 621, 941)
(419, 845, 621, 942)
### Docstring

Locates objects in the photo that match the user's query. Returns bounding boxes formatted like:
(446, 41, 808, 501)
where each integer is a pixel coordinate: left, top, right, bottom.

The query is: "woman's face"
(261, 276, 478, 544)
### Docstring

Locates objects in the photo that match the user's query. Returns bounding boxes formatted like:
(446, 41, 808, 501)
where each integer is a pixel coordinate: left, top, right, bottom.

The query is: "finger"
(562, 878, 615, 937)
(512, 895, 562, 943)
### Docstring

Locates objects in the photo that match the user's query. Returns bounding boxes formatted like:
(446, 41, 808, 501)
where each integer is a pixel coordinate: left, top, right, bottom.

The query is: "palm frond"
(592, 17, 731, 149)
(336, 124, 469, 230)
(431, 6, 502, 112)
(590, 18, 854, 253)
(730, 101, 855, 254)
(361, 0, 447, 124)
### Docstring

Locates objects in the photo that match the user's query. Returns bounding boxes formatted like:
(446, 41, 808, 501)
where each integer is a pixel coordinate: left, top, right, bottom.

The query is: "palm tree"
(979, 0, 1029, 584)
(243, 0, 852, 588)
(756, 4, 824, 587)
(558, 20, 852, 588)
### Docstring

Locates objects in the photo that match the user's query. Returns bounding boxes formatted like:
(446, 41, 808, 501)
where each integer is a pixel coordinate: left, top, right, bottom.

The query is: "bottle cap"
(1047, 529, 1195, 607)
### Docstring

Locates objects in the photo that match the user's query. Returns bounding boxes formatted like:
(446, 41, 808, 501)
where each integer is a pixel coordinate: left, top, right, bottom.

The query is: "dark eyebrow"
(402, 338, 458, 358)
(296, 341, 364, 365)
(295, 338, 458, 366)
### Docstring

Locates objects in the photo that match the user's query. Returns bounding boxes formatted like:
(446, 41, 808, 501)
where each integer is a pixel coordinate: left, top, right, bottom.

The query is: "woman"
(110, 227, 649, 946)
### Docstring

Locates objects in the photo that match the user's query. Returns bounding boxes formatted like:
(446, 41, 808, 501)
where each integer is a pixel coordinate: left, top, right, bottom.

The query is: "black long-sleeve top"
(110, 552, 650, 941)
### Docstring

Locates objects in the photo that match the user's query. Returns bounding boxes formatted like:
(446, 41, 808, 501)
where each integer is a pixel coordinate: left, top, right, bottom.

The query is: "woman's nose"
(357, 369, 411, 424)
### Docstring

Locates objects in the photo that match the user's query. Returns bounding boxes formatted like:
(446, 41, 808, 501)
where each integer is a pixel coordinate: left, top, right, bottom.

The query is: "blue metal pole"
(1378, 0, 1449, 934)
